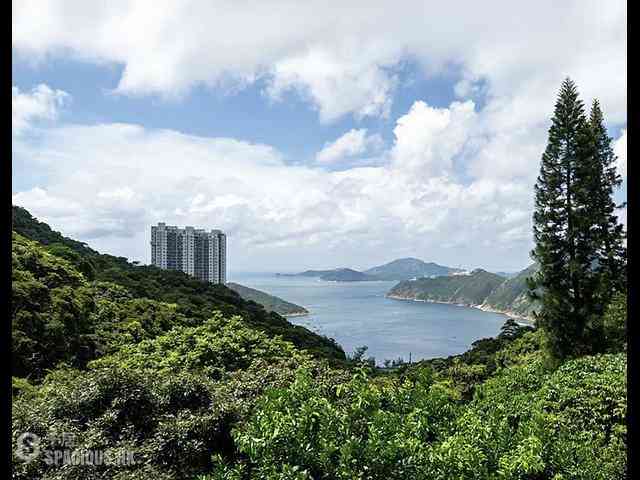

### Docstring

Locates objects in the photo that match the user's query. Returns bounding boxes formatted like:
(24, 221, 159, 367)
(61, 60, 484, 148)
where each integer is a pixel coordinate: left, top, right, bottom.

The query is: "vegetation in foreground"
(12, 78, 627, 479)
(11, 211, 627, 480)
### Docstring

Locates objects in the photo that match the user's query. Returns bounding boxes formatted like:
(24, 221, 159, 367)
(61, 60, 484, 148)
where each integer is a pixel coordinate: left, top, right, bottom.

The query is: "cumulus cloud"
(12, 0, 626, 124)
(12, 84, 69, 134)
(13, 97, 537, 271)
(10, 1, 626, 271)
(390, 100, 477, 178)
(316, 129, 383, 164)
(614, 129, 626, 178)
(268, 47, 397, 123)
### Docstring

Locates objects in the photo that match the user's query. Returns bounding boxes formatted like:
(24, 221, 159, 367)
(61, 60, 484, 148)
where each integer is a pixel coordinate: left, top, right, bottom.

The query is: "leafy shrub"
(234, 367, 460, 479)
(457, 353, 627, 479)
(225, 353, 626, 479)
(12, 208, 347, 370)
(602, 293, 626, 352)
(89, 313, 309, 378)
(12, 368, 237, 480)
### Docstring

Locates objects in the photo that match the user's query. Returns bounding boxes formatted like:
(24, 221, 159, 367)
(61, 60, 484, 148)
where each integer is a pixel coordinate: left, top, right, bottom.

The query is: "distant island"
(276, 257, 538, 321)
(386, 264, 539, 321)
(277, 257, 464, 282)
(226, 282, 309, 317)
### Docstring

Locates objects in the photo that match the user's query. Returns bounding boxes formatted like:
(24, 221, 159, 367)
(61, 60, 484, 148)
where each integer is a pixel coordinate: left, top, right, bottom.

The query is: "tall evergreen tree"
(529, 78, 602, 360)
(579, 100, 628, 350)
(587, 100, 627, 293)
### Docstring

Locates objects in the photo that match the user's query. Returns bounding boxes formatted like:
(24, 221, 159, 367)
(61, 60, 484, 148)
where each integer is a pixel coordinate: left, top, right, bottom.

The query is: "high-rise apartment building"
(150, 223, 226, 284)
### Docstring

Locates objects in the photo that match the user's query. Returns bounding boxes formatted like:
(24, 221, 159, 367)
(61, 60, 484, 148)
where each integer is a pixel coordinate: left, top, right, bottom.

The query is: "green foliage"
(92, 263, 345, 362)
(587, 100, 627, 297)
(228, 353, 625, 479)
(12, 368, 237, 480)
(90, 313, 309, 378)
(602, 292, 626, 352)
(469, 354, 625, 479)
(12, 233, 99, 377)
(530, 79, 627, 361)
(11, 209, 346, 380)
(494, 329, 544, 368)
(12, 377, 36, 400)
(406, 320, 536, 399)
(389, 269, 506, 306)
(234, 368, 460, 479)
(13, 206, 97, 257)
(483, 263, 540, 317)
(45, 242, 97, 280)
(11, 206, 627, 479)
(347, 345, 376, 366)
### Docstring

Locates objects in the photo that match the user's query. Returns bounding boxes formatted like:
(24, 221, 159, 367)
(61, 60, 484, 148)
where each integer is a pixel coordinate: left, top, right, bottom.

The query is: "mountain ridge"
(387, 265, 540, 321)
(12, 205, 345, 364)
(279, 257, 463, 282)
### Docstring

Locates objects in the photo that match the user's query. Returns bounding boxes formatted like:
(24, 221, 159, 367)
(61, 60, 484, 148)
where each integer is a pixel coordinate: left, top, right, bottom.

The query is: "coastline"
(282, 310, 310, 318)
(386, 294, 534, 325)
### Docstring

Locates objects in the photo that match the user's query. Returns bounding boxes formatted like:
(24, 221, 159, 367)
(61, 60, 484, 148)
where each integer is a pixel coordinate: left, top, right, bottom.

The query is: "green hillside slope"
(11, 206, 345, 371)
(319, 268, 377, 281)
(227, 282, 309, 316)
(482, 263, 540, 317)
(364, 257, 462, 280)
(387, 269, 505, 305)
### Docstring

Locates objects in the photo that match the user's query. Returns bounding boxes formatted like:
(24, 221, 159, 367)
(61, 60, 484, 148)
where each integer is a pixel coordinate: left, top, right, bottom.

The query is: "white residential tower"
(150, 223, 227, 284)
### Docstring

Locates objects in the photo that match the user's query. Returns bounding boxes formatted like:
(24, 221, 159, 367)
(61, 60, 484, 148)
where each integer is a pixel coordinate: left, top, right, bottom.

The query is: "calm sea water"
(230, 272, 510, 365)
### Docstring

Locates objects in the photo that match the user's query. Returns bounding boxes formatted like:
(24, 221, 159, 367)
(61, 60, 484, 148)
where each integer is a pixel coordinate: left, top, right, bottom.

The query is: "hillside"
(227, 282, 309, 316)
(11, 207, 627, 478)
(11, 206, 345, 367)
(482, 263, 540, 317)
(387, 264, 539, 320)
(364, 257, 463, 280)
(319, 268, 378, 281)
(387, 269, 506, 306)
(277, 267, 379, 281)
(280, 257, 462, 282)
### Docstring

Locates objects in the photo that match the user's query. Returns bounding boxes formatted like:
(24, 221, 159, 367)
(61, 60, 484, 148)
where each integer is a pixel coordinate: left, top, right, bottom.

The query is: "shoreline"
(473, 303, 534, 325)
(386, 294, 534, 325)
(282, 310, 310, 318)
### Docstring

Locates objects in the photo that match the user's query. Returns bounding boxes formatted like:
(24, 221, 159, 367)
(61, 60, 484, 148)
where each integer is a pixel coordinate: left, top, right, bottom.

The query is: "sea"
(230, 272, 511, 365)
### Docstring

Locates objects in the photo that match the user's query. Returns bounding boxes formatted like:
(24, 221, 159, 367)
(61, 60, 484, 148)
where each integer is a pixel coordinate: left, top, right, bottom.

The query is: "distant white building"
(150, 223, 226, 284)
(451, 270, 471, 276)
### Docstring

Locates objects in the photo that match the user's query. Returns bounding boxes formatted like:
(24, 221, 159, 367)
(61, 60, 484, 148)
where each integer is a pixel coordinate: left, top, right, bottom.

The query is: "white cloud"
(12, 99, 536, 271)
(10, 1, 626, 271)
(12, 0, 626, 124)
(614, 129, 626, 178)
(316, 129, 383, 164)
(268, 46, 397, 123)
(390, 100, 476, 178)
(12, 84, 69, 134)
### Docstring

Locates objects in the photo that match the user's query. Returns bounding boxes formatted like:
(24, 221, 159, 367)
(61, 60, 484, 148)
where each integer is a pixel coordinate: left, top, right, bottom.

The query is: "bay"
(231, 272, 510, 365)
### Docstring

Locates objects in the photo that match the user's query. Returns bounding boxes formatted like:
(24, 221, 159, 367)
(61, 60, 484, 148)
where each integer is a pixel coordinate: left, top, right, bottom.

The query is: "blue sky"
(12, 56, 463, 175)
(12, 1, 626, 273)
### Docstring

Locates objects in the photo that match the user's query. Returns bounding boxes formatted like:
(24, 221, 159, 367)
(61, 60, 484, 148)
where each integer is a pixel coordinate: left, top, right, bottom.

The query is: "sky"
(12, 1, 627, 274)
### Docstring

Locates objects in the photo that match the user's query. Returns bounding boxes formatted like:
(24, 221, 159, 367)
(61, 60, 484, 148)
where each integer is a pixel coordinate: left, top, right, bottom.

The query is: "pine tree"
(580, 100, 628, 349)
(529, 78, 601, 360)
(588, 100, 627, 294)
